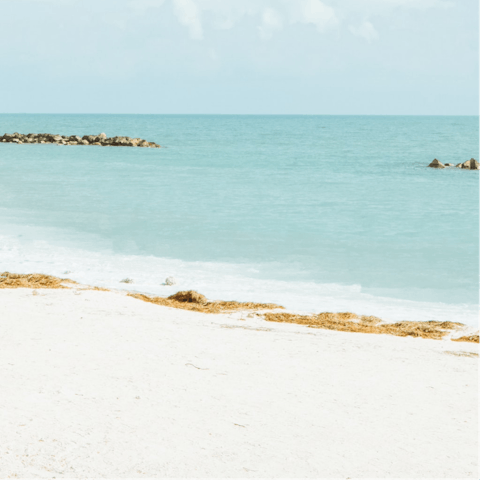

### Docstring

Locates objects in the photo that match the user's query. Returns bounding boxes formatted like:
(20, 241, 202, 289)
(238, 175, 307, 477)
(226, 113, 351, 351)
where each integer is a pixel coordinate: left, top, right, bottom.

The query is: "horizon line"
(1, 113, 479, 117)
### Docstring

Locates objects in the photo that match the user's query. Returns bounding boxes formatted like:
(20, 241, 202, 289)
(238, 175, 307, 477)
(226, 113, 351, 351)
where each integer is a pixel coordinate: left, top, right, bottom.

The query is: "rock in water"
(462, 158, 479, 170)
(165, 276, 176, 286)
(428, 159, 445, 169)
(444, 163, 454, 167)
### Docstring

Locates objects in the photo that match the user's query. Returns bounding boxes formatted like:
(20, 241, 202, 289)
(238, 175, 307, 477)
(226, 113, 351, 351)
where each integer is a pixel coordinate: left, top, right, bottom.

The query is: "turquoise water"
(0, 114, 478, 323)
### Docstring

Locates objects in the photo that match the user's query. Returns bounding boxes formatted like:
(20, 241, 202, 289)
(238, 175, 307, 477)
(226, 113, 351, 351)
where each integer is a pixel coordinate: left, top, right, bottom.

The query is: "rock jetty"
(428, 158, 479, 170)
(0, 132, 160, 148)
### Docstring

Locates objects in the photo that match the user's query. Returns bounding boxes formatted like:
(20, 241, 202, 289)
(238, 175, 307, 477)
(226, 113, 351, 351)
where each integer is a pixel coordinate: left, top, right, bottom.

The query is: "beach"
(1, 285, 477, 478)
(2, 0, 479, 476)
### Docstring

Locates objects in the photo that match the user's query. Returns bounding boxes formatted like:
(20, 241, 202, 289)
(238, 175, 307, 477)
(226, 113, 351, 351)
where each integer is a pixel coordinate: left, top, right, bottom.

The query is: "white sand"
(0, 288, 477, 478)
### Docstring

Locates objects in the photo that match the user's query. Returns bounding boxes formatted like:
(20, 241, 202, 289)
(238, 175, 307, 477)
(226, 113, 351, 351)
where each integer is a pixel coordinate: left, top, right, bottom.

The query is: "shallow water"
(0, 114, 478, 323)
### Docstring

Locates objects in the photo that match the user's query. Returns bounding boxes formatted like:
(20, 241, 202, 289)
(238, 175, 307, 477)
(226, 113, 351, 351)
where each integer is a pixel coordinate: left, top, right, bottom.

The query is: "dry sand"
(0, 287, 478, 478)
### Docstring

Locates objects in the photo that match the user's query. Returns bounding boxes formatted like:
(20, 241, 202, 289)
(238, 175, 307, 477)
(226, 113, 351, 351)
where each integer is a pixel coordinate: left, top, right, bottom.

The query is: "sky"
(0, 0, 478, 114)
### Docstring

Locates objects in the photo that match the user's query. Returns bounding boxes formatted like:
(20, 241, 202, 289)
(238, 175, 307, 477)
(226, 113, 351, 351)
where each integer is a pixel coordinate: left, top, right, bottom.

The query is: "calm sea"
(0, 114, 478, 324)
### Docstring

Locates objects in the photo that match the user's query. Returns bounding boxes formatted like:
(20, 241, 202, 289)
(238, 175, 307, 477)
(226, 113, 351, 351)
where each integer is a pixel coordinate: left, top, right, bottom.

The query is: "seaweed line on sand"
(0, 273, 477, 343)
(451, 335, 480, 344)
(128, 290, 283, 314)
(130, 291, 478, 343)
(0, 272, 76, 289)
(262, 312, 472, 341)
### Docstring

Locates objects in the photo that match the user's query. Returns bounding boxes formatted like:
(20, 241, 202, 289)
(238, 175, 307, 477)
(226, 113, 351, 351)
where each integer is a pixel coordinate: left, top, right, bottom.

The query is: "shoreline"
(2, 272, 478, 343)
(1, 225, 477, 326)
(0, 285, 477, 477)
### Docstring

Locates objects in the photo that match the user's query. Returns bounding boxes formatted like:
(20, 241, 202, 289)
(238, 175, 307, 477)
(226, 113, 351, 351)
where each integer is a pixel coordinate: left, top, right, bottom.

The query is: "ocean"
(0, 114, 478, 324)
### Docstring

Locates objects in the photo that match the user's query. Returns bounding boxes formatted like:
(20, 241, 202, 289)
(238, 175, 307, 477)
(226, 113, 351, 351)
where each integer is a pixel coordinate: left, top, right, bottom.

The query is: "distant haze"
(0, 0, 478, 115)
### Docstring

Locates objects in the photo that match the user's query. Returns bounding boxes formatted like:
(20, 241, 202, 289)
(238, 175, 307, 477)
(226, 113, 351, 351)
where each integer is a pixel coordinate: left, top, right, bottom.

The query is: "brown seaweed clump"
(452, 335, 479, 344)
(263, 312, 465, 341)
(169, 290, 208, 304)
(128, 290, 283, 314)
(0, 272, 75, 289)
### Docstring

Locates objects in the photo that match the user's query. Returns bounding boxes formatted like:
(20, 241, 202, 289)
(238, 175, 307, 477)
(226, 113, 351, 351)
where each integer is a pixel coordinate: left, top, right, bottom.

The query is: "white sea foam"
(0, 228, 477, 325)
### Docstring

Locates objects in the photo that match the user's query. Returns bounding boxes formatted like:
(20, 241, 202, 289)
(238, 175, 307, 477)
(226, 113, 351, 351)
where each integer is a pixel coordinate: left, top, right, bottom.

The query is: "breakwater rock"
(428, 158, 479, 170)
(428, 159, 445, 168)
(0, 132, 160, 148)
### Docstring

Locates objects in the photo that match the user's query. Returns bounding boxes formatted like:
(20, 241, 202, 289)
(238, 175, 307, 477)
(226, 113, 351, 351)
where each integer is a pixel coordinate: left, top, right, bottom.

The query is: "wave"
(0, 225, 477, 326)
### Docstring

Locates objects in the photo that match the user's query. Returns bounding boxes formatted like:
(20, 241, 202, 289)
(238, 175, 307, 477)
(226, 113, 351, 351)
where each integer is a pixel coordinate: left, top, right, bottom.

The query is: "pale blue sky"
(0, 0, 478, 114)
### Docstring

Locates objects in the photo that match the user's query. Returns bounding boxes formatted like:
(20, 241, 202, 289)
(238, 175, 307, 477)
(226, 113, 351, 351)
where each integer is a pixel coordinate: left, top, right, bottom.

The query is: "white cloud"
(119, 0, 453, 42)
(349, 21, 379, 42)
(173, 0, 339, 41)
(173, 0, 203, 40)
(258, 7, 283, 40)
(295, 0, 338, 32)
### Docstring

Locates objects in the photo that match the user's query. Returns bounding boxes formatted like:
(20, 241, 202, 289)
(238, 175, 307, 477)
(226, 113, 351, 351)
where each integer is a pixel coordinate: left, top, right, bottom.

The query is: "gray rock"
(165, 276, 177, 286)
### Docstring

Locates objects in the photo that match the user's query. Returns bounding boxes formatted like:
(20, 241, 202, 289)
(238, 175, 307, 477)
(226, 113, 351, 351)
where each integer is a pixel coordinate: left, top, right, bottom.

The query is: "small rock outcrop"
(428, 158, 479, 170)
(165, 276, 177, 286)
(428, 159, 445, 168)
(0, 132, 161, 148)
(459, 158, 479, 170)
